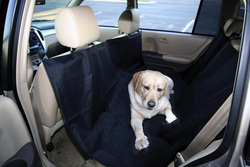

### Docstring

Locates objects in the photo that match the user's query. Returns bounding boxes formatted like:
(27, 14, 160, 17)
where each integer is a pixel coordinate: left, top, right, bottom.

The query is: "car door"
(0, 0, 43, 166)
(0, 95, 43, 167)
(139, 0, 222, 72)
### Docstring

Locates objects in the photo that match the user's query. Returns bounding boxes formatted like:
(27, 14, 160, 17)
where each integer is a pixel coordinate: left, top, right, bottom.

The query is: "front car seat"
(30, 5, 100, 148)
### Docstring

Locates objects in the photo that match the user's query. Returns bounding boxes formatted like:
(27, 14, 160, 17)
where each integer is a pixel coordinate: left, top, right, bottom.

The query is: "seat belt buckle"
(174, 152, 185, 166)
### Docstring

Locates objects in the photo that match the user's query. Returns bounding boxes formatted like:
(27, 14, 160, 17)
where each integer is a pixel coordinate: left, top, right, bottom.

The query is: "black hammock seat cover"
(43, 32, 239, 167)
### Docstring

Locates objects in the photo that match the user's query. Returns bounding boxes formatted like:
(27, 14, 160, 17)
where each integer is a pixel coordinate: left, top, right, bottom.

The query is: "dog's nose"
(147, 101, 156, 108)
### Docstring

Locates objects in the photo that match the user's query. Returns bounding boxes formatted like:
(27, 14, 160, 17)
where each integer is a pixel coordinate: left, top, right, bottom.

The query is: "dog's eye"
(157, 88, 163, 92)
(144, 86, 150, 90)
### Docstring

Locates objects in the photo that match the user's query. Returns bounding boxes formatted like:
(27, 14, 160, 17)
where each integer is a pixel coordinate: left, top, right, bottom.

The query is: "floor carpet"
(47, 126, 105, 167)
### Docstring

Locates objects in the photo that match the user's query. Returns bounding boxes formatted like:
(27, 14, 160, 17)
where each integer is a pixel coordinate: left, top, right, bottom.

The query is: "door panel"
(97, 27, 213, 72)
(0, 96, 42, 167)
(142, 30, 213, 71)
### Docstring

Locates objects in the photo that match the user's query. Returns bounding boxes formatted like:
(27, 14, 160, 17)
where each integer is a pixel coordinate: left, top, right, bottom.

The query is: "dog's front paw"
(166, 113, 177, 123)
(135, 135, 149, 150)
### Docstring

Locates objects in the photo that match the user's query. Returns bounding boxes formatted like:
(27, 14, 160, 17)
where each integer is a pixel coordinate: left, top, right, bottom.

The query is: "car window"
(32, 0, 222, 36)
(81, 0, 126, 27)
(138, 0, 200, 33)
(81, 0, 222, 36)
(32, 0, 71, 21)
(139, 0, 223, 35)
(81, 0, 201, 33)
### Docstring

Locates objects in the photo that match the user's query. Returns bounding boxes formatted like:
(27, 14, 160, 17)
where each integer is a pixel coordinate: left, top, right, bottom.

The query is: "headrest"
(55, 6, 100, 48)
(118, 9, 140, 35)
(223, 18, 243, 37)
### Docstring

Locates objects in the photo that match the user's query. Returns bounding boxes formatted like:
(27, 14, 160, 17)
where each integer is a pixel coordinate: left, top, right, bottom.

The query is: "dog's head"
(132, 70, 170, 110)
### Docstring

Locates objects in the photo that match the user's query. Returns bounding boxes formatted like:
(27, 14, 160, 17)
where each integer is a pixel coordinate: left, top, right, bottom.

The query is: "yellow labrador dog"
(128, 70, 177, 150)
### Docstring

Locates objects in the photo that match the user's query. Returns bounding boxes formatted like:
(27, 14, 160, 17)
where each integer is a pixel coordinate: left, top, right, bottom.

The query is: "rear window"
(138, 0, 200, 33)
(82, 0, 222, 35)
(82, 0, 126, 27)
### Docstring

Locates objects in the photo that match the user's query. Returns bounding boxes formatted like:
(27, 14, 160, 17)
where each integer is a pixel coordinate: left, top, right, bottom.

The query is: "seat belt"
(175, 93, 233, 166)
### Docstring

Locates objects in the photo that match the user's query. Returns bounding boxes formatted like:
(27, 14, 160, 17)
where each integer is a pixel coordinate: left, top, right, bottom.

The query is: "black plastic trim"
(0, 0, 9, 95)
(192, 0, 203, 34)
(142, 51, 192, 72)
(2, 142, 43, 167)
(1, 0, 17, 91)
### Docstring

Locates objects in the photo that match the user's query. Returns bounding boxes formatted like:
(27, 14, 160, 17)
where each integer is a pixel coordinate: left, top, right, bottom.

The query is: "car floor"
(47, 126, 105, 167)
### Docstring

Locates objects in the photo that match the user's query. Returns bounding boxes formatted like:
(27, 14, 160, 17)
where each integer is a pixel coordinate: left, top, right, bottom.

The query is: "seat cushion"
(43, 31, 238, 167)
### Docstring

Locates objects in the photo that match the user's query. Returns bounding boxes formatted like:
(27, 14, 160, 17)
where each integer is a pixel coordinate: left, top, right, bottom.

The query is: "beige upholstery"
(55, 6, 100, 48)
(0, 96, 31, 166)
(31, 5, 100, 145)
(223, 17, 243, 37)
(179, 139, 222, 167)
(118, 9, 140, 35)
(167, 140, 222, 167)
(31, 64, 63, 144)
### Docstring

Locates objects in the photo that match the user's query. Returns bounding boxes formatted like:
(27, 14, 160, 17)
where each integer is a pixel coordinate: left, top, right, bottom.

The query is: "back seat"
(33, 5, 242, 165)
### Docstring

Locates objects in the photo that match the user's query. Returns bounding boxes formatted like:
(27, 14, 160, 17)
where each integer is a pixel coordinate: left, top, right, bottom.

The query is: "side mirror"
(35, 0, 45, 5)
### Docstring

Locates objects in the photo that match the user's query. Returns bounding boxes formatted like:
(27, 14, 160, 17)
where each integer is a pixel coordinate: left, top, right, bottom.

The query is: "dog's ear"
(133, 71, 143, 91)
(163, 81, 168, 97)
(163, 76, 169, 97)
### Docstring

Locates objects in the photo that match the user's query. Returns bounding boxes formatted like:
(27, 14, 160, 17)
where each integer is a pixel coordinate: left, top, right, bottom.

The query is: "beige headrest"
(55, 6, 100, 48)
(118, 9, 140, 35)
(223, 18, 243, 37)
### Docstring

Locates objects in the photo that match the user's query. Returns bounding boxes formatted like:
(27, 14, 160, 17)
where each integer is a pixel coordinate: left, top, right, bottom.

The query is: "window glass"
(138, 0, 201, 33)
(193, 0, 222, 35)
(33, 0, 70, 21)
(81, 0, 126, 27)
(80, 0, 222, 35)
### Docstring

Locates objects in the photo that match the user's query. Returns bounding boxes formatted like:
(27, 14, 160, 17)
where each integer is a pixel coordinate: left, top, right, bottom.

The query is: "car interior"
(0, 0, 249, 166)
